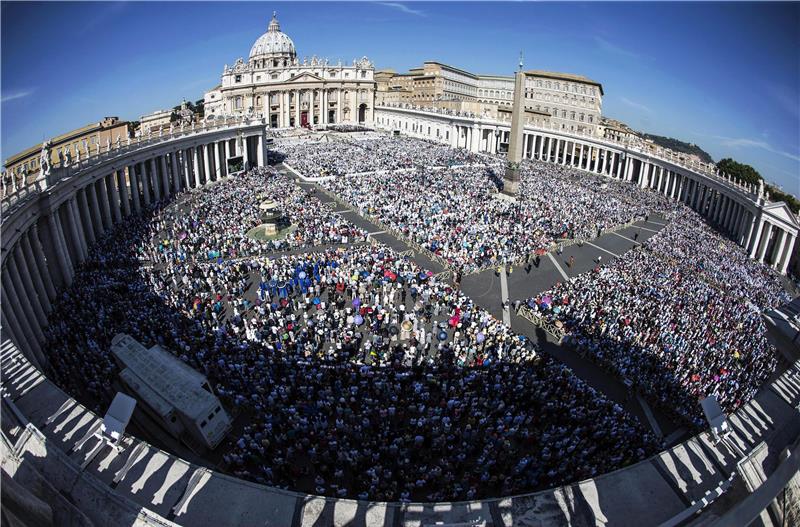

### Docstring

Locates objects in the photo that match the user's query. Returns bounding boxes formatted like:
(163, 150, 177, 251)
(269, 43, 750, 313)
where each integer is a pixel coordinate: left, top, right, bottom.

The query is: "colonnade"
(0, 128, 270, 369)
(263, 87, 372, 127)
(376, 106, 798, 275)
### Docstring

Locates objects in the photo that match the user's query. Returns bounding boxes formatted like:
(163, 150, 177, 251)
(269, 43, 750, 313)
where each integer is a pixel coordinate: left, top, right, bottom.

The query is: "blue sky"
(2, 1, 798, 192)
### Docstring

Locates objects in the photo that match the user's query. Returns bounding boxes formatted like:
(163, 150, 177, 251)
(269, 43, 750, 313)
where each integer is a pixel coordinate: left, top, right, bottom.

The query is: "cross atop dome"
(268, 11, 280, 32)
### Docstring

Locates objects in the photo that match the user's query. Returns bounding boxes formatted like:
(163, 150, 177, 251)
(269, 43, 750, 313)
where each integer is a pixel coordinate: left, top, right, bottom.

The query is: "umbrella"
(298, 271, 306, 279)
(476, 332, 485, 344)
(354, 314, 364, 325)
(389, 326, 399, 335)
(352, 298, 361, 308)
(313, 297, 321, 305)
(437, 330, 448, 341)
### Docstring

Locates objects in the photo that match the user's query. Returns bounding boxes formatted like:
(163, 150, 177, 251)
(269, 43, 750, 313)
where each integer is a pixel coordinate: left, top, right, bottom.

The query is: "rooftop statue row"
(224, 56, 373, 74)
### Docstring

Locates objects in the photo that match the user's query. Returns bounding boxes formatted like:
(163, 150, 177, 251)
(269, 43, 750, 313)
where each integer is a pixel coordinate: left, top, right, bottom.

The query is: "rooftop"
(525, 70, 604, 94)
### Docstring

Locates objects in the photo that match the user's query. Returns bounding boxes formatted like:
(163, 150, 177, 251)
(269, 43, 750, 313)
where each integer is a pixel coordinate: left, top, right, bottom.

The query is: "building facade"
(3, 117, 132, 189)
(204, 13, 376, 128)
(138, 109, 174, 137)
(376, 63, 604, 135)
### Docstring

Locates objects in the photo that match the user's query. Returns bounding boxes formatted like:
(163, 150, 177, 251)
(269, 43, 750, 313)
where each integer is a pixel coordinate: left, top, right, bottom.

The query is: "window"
(235, 75, 242, 83)
(271, 73, 278, 80)
(256, 75, 261, 81)
(200, 420, 207, 428)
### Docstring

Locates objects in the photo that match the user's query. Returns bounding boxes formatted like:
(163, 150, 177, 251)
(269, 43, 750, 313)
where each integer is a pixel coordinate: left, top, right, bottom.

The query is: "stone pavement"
(459, 214, 685, 440)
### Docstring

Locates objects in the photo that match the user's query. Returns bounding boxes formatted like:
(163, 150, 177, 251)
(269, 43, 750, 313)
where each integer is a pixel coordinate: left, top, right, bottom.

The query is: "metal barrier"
(516, 305, 566, 342)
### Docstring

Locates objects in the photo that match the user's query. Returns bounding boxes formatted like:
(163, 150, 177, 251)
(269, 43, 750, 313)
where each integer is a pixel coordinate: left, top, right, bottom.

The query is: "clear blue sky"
(2, 1, 798, 193)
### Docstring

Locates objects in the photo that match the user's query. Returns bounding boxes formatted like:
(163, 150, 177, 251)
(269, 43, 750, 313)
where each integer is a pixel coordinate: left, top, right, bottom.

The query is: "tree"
(716, 158, 799, 214)
(716, 158, 762, 186)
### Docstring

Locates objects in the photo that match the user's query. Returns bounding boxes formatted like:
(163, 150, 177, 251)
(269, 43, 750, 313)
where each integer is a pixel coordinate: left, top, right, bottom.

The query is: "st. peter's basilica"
(203, 12, 375, 127)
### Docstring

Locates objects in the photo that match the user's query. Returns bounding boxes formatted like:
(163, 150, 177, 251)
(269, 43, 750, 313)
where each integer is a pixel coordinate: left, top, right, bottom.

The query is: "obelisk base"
(502, 165, 520, 197)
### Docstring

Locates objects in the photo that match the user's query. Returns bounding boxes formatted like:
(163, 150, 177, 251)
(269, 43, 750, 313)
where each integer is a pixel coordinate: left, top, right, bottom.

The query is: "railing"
(516, 304, 566, 342)
(1, 116, 267, 215)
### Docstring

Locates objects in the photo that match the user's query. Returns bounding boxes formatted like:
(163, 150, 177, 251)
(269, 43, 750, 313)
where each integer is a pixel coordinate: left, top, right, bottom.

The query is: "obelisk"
(503, 55, 525, 197)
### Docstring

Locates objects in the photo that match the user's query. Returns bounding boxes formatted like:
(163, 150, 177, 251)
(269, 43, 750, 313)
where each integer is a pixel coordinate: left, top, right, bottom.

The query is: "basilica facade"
(204, 13, 376, 128)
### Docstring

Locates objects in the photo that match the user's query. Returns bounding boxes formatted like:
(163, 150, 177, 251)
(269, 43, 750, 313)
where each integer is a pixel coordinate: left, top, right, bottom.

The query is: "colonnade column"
(757, 222, 774, 263)
(192, 148, 201, 187)
(159, 156, 170, 198)
(46, 213, 72, 286)
(171, 152, 182, 192)
(141, 160, 153, 207)
(20, 233, 52, 314)
(295, 90, 301, 126)
(86, 182, 104, 238)
(2, 272, 44, 366)
(779, 234, 796, 274)
(76, 189, 95, 247)
(12, 247, 48, 329)
(98, 178, 113, 230)
(149, 158, 161, 202)
(129, 165, 141, 213)
(27, 226, 57, 303)
(5, 256, 45, 344)
(108, 172, 122, 223)
(66, 198, 88, 263)
(118, 169, 131, 217)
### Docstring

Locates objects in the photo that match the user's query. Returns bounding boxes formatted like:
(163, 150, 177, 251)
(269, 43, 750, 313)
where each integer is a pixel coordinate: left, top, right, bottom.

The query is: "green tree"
(716, 158, 799, 214)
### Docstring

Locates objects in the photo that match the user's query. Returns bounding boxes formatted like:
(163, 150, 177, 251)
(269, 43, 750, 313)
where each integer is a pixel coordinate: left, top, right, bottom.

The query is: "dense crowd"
(526, 209, 790, 426)
(323, 160, 670, 272)
(276, 135, 485, 178)
(145, 167, 366, 260)
(37, 133, 791, 502)
(42, 166, 660, 502)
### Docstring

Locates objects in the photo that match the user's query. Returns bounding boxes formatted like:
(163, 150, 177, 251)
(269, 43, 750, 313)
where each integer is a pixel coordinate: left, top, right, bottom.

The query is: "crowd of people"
(143, 166, 366, 261)
(525, 208, 790, 426)
(37, 132, 791, 502)
(276, 135, 485, 178)
(323, 159, 670, 272)
(42, 165, 660, 502)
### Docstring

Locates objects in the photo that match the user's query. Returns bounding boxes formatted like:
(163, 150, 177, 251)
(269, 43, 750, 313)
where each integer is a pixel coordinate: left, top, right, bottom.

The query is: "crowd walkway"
(287, 158, 685, 443)
(279, 164, 447, 275)
(459, 214, 686, 441)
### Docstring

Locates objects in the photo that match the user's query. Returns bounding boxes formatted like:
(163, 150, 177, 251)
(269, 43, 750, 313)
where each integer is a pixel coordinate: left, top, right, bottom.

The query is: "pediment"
(763, 201, 800, 229)
(286, 72, 324, 83)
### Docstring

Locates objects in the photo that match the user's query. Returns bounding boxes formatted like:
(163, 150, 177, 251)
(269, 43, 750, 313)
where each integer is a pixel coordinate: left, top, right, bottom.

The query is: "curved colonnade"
(375, 104, 799, 275)
(1, 118, 269, 369)
(1, 117, 799, 526)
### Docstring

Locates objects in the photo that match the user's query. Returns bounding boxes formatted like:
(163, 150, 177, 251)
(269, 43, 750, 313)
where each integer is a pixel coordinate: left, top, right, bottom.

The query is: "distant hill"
(641, 133, 715, 164)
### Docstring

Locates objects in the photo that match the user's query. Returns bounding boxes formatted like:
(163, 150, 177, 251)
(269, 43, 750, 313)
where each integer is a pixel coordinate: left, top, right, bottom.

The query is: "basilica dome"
(249, 12, 296, 60)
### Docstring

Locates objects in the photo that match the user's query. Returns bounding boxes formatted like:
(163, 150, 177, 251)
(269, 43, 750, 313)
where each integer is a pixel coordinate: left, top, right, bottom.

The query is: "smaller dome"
(249, 12, 296, 60)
